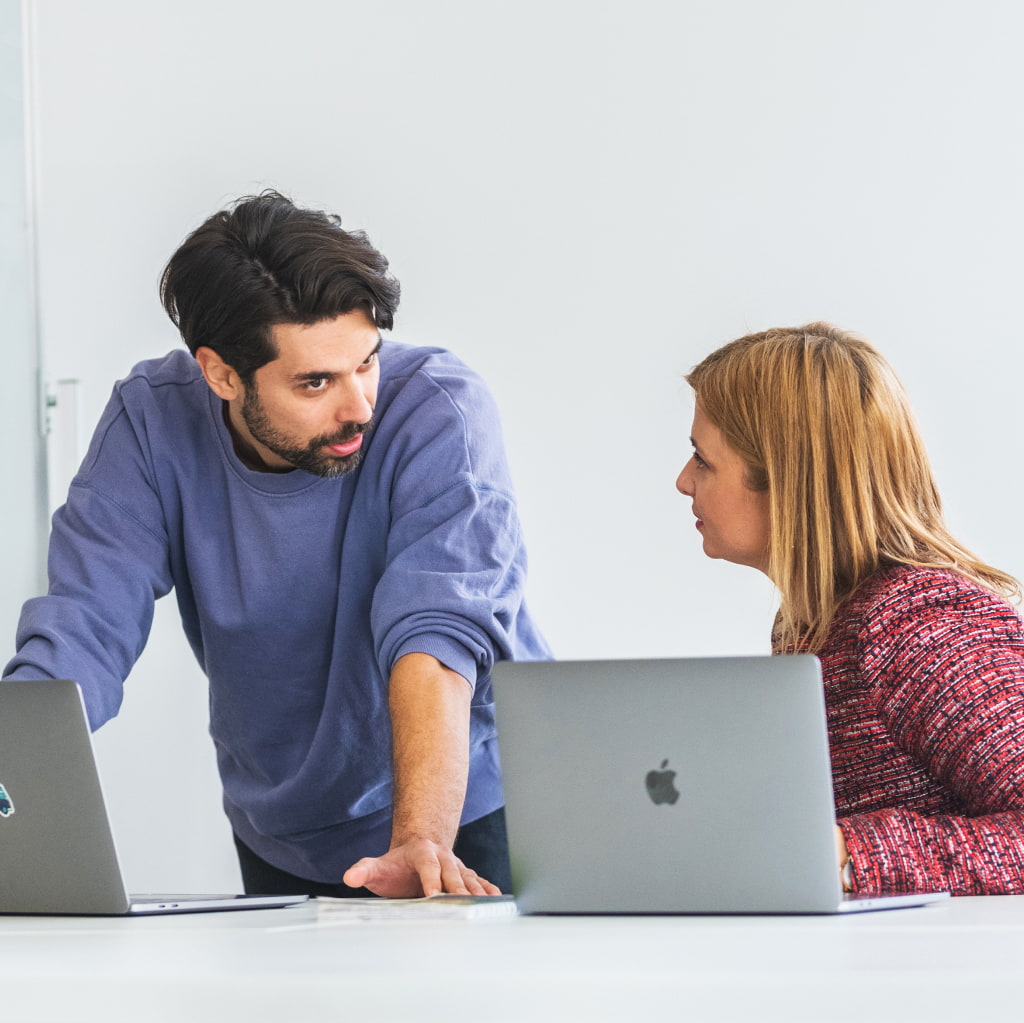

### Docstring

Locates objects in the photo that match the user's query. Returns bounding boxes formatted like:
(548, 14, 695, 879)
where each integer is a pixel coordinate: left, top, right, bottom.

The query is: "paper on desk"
(313, 894, 518, 922)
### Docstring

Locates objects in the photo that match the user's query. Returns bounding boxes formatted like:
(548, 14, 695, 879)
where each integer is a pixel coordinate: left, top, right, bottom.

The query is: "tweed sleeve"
(839, 579, 1024, 895)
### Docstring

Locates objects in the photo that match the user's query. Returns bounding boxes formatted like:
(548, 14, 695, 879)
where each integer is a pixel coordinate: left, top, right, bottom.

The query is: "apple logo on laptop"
(645, 760, 679, 805)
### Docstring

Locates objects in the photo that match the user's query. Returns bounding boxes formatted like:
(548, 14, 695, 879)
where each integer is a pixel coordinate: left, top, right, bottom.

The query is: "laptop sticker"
(0, 783, 13, 818)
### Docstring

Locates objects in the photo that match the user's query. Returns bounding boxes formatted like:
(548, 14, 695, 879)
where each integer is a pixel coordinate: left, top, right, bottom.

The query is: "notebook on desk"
(492, 655, 949, 915)
(0, 678, 308, 916)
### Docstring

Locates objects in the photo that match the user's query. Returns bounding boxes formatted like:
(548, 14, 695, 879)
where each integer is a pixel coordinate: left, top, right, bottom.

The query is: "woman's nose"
(676, 460, 695, 496)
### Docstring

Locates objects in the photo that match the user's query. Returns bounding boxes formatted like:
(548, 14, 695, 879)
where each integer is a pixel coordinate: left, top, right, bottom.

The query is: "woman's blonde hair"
(686, 322, 1020, 652)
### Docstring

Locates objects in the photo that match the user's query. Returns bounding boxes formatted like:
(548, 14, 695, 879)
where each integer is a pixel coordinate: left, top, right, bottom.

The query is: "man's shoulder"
(116, 348, 202, 394)
(88, 350, 210, 463)
(380, 340, 479, 386)
(370, 340, 512, 484)
(378, 340, 496, 416)
(107, 350, 209, 429)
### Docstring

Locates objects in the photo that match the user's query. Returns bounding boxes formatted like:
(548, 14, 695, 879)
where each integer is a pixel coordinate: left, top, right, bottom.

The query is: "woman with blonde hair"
(677, 322, 1024, 895)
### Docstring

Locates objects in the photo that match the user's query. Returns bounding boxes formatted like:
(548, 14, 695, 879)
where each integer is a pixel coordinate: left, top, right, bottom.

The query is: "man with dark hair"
(4, 191, 550, 897)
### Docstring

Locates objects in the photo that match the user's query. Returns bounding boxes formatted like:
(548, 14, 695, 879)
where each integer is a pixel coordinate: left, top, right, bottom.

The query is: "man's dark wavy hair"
(160, 190, 401, 381)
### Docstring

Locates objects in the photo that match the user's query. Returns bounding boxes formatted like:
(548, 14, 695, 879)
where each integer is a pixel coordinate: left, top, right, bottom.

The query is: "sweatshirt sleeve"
(3, 402, 173, 731)
(840, 587, 1024, 895)
(369, 363, 531, 688)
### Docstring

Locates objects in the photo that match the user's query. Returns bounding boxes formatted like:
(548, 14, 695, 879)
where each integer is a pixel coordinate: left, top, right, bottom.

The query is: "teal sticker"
(0, 783, 13, 818)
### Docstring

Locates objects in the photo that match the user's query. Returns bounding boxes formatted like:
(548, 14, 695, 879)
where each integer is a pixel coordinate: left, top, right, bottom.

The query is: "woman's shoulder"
(846, 564, 1022, 641)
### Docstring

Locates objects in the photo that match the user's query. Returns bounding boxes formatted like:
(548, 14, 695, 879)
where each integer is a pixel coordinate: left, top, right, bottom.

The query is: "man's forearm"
(341, 652, 498, 896)
(388, 651, 472, 850)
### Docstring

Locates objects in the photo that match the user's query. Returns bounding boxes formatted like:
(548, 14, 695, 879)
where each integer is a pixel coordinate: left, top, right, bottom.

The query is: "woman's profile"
(677, 322, 1024, 895)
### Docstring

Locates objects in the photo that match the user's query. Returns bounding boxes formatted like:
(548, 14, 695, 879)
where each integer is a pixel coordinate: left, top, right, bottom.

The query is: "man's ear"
(195, 347, 244, 401)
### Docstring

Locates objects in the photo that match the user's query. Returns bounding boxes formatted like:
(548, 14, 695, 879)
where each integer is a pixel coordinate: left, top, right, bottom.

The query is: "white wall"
(1, 2, 47, 655)
(17, 0, 1024, 890)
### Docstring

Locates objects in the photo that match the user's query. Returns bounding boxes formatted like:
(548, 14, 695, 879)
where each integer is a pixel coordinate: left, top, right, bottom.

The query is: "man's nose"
(335, 379, 374, 424)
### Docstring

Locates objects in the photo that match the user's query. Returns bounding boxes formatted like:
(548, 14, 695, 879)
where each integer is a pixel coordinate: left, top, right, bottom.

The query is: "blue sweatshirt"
(4, 342, 550, 880)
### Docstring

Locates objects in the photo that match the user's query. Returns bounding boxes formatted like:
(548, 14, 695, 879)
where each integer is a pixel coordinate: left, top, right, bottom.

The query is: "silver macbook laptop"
(0, 679, 308, 916)
(492, 656, 949, 915)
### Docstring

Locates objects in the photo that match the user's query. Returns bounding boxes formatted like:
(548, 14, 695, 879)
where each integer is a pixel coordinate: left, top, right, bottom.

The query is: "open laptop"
(492, 656, 950, 915)
(0, 679, 308, 915)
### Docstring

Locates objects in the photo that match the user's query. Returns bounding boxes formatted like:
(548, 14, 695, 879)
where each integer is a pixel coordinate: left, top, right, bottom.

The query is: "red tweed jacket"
(784, 565, 1024, 896)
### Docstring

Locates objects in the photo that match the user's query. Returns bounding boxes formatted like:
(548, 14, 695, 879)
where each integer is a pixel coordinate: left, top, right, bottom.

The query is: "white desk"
(3, 896, 1024, 1022)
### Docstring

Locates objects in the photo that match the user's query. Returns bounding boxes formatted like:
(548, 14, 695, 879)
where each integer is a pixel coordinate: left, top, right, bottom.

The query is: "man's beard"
(240, 384, 372, 478)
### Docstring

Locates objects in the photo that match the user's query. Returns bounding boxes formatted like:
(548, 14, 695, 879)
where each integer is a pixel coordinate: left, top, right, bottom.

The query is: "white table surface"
(4, 895, 1024, 1022)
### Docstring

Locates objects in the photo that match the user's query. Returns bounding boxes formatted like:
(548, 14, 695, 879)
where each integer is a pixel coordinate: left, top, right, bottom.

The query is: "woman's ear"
(195, 347, 244, 401)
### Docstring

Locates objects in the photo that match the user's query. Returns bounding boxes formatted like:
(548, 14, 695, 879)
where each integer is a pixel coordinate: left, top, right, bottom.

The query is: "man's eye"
(361, 352, 378, 368)
(303, 378, 329, 391)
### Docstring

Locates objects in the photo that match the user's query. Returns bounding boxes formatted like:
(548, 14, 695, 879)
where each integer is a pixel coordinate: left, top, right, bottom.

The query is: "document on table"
(313, 894, 519, 921)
